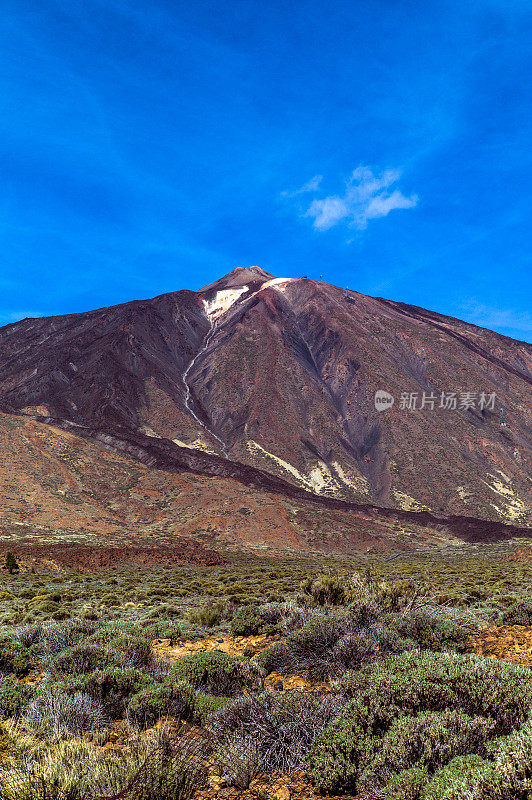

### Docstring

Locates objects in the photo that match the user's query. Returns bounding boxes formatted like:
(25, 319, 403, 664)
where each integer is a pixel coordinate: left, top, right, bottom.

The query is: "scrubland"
(1, 543, 532, 799)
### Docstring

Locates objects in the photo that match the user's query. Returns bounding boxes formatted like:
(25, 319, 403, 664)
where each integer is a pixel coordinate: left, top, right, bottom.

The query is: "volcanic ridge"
(0, 266, 530, 555)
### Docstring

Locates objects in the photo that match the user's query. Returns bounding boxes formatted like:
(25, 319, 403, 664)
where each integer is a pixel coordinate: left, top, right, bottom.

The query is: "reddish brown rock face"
(0, 266, 530, 547)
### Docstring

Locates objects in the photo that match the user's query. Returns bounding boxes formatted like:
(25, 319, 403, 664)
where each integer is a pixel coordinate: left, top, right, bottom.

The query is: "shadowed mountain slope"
(0, 266, 530, 536)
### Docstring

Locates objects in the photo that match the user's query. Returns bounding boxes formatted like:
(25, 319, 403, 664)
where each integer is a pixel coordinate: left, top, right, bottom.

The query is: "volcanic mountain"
(0, 266, 530, 555)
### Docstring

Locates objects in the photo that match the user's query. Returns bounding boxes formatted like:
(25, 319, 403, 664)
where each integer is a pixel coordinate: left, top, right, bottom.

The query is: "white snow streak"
(203, 287, 248, 320)
(183, 274, 295, 459)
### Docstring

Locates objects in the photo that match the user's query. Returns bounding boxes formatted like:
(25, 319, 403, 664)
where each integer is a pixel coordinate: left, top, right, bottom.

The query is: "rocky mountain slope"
(0, 266, 530, 543)
(0, 409, 529, 557)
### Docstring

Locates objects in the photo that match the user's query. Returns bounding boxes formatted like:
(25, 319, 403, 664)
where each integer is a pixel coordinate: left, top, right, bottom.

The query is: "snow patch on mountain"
(261, 277, 294, 292)
(203, 286, 249, 320)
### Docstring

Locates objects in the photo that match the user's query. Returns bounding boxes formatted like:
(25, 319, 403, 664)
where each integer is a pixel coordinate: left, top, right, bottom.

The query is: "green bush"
(483, 718, 532, 798)
(339, 650, 532, 732)
(4, 552, 19, 574)
(383, 765, 429, 800)
(52, 609, 71, 621)
(230, 606, 263, 636)
(167, 651, 263, 697)
(145, 603, 182, 620)
(256, 608, 408, 680)
(374, 578, 427, 612)
(143, 620, 182, 644)
(307, 651, 532, 794)
(128, 681, 195, 728)
(64, 668, 155, 719)
(391, 611, 468, 653)
(187, 600, 229, 628)
(421, 754, 496, 799)
(32, 600, 61, 615)
(359, 709, 495, 796)
(51, 644, 117, 675)
(229, 604, 282, 637)
(500, 599, 532, 626)
(300, 574, 348, 606)
(109, 634, 152, 665)
(0, 678, 32, 718)
(0, 634, 29, 676)
(253, 642, 287, 675)
(193, 692, 230, 723)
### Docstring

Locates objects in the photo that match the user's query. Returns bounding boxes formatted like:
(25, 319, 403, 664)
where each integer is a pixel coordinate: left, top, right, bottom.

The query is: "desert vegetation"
(0, 544, 532, 798)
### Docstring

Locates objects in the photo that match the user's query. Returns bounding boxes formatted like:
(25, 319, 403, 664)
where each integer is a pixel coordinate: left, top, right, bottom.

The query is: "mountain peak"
(199, 266, 275, 296)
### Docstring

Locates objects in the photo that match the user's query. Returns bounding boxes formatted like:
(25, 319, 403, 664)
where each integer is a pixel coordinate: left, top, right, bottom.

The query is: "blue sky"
(1, 0, 531, 340)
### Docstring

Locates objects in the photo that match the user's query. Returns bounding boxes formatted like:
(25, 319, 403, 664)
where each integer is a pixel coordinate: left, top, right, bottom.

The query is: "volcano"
(0, 267, 530, 553)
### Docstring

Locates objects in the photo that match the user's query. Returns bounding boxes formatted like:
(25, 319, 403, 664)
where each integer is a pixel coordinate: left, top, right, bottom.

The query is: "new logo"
(374, 390, 394, 412)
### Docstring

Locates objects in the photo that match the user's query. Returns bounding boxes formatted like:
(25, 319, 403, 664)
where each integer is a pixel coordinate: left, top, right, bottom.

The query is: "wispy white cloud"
(0, 311, 46, 326)
(293, 165, 418, 231)
(281, 174, 323, 197)
(459, 302, 532, 340)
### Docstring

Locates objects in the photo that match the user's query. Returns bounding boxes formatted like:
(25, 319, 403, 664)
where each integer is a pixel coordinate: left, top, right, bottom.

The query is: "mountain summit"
(0, 269, 530, 533)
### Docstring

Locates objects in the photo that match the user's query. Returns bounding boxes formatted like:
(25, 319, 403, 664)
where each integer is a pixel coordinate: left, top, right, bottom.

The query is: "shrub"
(29, 618, 98, 661)
(215, 735, 259, 789)
(65, 668, 155, 719)
(127, 727, 208, 800)
(52, 609, 71, 621)
(0, 739, 122, 799)
(421, 755, 496, 800)
(359, 709, 495, 796)
(256, 608, 408, 680)
(144, 620, 182, 644)
(0, 634, 29, 676)
(339, 650, 532, 732)
(500, 599, 532, 626)
(484, 717, 532, 797)
(23, 688, 107, 734)
(128, 682, 195, 729)
(142, 655, 173, 683)
(187, 600, 229, 628)
(87, 622, 135, 646)
(230, 606, 263, 636)
(300, 574, 348, 606)
(307, 651, 532, 794)
(374, 578, 428, 612)
(0, 677, 32, 718)
(167, 651, 263, 697)
(109, 634, 152, 666)
(254, 642, 287, 675)
(391, 610, 469, 653)
(51, 643, 117, 675)
(14, 622, 44, 648)
(383, 765, 429, 800)
(207, 691, 344, 774)
(258, 601, 311, 633)
(145, 603, 182, 620)
(4, 552, 19, 574)
(193, 692, 230, 724)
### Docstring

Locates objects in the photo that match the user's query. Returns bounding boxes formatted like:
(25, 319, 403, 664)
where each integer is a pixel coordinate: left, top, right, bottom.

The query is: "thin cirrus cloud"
(281, 174, 323, 197)
(0, 311, 46, 326)
(459, 302, 532, 339)
(292, 166, 418, 231)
